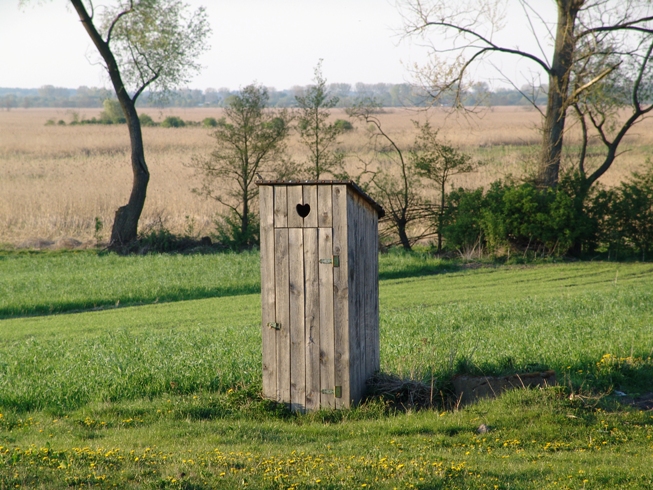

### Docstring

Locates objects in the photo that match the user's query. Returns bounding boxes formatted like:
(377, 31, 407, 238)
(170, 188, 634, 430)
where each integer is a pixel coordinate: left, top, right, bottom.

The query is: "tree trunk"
(539, 0, 582, 188)
(398, 219, 411, 250)
(242, 194, 249, 240)
(70, 0, 150, 248)
(110, 106, 150, 246)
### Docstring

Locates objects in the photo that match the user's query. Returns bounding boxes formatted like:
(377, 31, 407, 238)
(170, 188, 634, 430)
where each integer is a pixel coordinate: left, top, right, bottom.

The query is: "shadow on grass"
(378, 261, 467, 281)
(0, 283, 261, 320)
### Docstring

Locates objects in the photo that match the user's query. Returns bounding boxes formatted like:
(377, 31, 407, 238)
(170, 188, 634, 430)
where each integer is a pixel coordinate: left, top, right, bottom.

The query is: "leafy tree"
(411, 122, 481, 252)
(100, 98, 126, 123)
(296, 61, 345, 179)
(401, 0, 653, 188)
(67, 0, 210, 247)
(190, 85, 292, 249)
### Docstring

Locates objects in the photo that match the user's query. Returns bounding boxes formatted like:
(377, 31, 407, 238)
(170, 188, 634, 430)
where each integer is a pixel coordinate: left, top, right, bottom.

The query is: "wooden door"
(264, 226, 337, 411)
(261, 183, 350, 411)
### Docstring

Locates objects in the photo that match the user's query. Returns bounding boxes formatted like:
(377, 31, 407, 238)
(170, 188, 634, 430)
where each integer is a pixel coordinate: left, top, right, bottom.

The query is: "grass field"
(2, 107, 651, 247)
(1, 251, 653, 488)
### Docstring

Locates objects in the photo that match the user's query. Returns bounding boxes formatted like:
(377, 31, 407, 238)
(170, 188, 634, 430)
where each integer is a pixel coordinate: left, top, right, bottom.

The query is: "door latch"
(266, 322, 281, 330)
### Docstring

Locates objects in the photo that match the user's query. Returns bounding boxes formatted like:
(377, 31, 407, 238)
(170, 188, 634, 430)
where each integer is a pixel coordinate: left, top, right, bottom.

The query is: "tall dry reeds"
(1, 107, 650, 247)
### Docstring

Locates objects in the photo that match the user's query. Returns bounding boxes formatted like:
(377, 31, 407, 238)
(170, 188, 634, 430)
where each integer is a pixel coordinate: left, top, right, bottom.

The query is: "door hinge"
(321, 386, 342, 398)
(266, 322, 281, 330)
(319, 255, 340, 267)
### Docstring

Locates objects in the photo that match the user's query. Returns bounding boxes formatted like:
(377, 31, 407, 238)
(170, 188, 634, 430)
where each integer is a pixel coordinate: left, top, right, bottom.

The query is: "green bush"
(161, 116, 186, 128)
(100, 99, 126, 124)
(594, 164, 653, 260)
(442, 178, 597, 257)
(333, 119, 354, 131)
(139, 113, 157, 127)
(202, 117, 218, 128)
(213, 211, 259, 251)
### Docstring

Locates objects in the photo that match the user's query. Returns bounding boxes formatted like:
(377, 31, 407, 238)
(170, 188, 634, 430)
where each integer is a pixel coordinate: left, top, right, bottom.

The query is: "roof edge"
(256, 180, 385, 218)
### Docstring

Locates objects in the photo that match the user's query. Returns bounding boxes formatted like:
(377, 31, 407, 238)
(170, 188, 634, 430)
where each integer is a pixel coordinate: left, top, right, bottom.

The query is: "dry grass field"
(1, 106, 651, 247)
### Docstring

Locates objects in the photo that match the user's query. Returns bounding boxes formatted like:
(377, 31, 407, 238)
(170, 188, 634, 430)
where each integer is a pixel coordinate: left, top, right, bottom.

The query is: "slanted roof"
(256, 180, 385, 218)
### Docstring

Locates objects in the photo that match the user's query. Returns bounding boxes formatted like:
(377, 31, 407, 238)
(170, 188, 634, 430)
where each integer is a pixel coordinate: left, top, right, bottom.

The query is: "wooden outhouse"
(257, 180, 385, 411)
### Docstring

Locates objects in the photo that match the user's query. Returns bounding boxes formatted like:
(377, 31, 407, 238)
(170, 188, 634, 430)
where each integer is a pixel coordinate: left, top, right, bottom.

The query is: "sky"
(0, 0, 552, 91)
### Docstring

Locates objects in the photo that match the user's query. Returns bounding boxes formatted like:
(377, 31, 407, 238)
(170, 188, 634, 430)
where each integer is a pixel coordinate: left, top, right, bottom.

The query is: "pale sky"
(0, 1, 551, 91)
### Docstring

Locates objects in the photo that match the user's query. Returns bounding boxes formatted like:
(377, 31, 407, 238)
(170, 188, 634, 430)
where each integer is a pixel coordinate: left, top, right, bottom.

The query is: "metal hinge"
(321, 386, 342, 398)
(266, 322, 281, 330)
(319, 255, 340, 267)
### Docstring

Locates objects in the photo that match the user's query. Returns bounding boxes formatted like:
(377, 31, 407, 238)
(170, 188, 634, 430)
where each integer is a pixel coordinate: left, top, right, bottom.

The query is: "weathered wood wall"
(259, 182, 380, 411)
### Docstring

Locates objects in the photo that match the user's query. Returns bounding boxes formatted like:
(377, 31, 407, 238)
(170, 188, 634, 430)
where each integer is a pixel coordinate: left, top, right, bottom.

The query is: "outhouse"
(257, 180, 385, 411)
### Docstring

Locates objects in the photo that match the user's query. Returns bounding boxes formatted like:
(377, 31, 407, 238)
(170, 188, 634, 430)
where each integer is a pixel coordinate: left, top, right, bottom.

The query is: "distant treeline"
(0, 82, 546, 109)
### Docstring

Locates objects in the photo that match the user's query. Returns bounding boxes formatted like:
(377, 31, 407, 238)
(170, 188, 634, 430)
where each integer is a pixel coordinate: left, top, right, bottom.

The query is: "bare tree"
(68, 0, 210, 247)
(401, 0, 653, 188)
(411, 122, 481, 252)
(348, 100, 433, 250)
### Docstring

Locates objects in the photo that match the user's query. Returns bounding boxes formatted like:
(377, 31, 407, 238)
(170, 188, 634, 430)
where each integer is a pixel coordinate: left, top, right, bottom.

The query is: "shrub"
(161, 116, 186, 128)
(100, 99, 126, 124)
(139, 113, 157, 126)
(333, 119, 354, 131)
(213, 211, 259, 251)
(594, 163, 653, 260)
(202, 117, 218, 128)
(442, 179, 597, 257)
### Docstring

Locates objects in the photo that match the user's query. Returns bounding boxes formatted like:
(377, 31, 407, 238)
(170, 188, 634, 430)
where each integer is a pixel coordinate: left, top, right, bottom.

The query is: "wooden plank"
(372, 210, 380, 374)
(274, 228, 290, 404)
(303, 185, 318, 228)
(348, 191, 363, 405)
(363, 201, 377, 382)
(259, 185, 276, 400)
(287, 185, 304, 228)
(332, 184, 350, 408)
(318, 227, 335, 408)
(274, 186, 288, 228)
(304, 228, 320, 411)
(288, 228, 306, 411)
(318, 185, 333, 228)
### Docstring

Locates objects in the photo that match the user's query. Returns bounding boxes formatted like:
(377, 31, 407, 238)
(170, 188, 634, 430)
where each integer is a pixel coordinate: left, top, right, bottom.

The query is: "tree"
(68, 0, 210, 247)
(296, 61, 345, 179)
(348, 100, 433, 250)
(190, 85, 292, 249)
(411, 122, 481, 253)
(401, 0, 653, 188)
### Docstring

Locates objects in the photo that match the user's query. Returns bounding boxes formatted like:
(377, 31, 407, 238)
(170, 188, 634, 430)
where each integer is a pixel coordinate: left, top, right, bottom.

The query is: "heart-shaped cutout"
(296, 203, 311, 218)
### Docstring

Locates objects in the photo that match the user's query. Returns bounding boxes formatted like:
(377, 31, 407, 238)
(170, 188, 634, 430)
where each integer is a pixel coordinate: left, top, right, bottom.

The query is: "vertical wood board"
(260, 185, 277, 399)
(372, 211, 380, 372)
(347, 191, 362, 404)
(318, 227, 335, 408)
(363, 201, 377, 381)
(303, 185, 318, 228)
(317, 185, 333, 228)
(332, 184, 350, 408)
(274, 186, 288, 228)
(287, 185, 304, 228)
(274, 228, 291, 403)
(303, 228, 320, 411)
(288, 228, 306, 411)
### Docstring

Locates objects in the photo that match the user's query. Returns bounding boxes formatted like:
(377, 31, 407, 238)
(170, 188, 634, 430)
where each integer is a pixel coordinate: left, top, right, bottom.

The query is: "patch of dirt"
(452, 370, 558, 406)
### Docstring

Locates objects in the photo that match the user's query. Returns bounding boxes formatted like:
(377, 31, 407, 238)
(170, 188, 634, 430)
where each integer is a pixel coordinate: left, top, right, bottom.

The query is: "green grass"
(0, 250, 261, 319)
(1, 253, 653, 488)
(0, 248, 449, 319)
